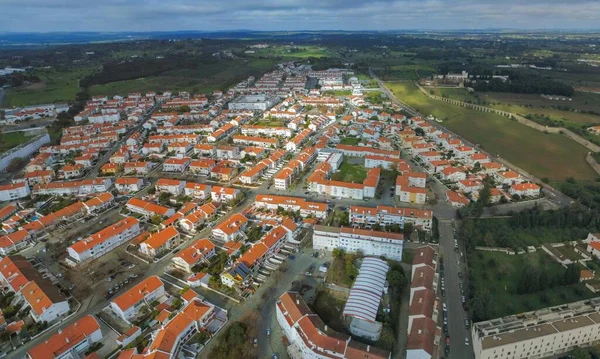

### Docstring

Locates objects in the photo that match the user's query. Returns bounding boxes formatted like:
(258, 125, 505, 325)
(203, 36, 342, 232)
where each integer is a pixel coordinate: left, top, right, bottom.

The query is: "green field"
(339, 137, 361, 146)
(428, 87, 600, 126)
(0, 131, 36, 153)
(248, 45, 329, 59)
(385, 82, 598, 181)
(89, 59, 276, 96)
(2, 68, 92, 108)
(469, 250, 595, 320)
(331, 161, 368, 183)
(253, 118, 287, 127)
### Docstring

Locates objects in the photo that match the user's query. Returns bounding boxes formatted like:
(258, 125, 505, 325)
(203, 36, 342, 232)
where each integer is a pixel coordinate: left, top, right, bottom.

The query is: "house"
(123, 161, 153, 175)
(457, 179, 484, 194)
(156, 178, 186, 196)
(110, 276, 165, 321)
(184, 182, 211, 200)
(216, 145, 241, 160)
(27, 315, 102, 359)
(211, 213, 248, 242)
(126, 198, 175, 218)
(67, 217, 141, 264)
(210, 166, 236, 182)
(178, 203, 217, 233)
(100, 162, 120, 175)
(172, 239, 216, 273)
(587, 241, 600, 259)
(0, 230, 31, 255)
(440, 167, 466, 182)
(24, 170, 54, 186)
(163, 157, 191, 173)
(115, 177, 144, 193)
(82, 192, 114, 214)
(446, 190, 470, 208)
(495, 170, 522, 185)
(189, 159, 216, 175)
(139, 226, 180, 257)
(0, 182, 31, 201)
(509, 183, 541, 198)
(211, 186, 240, 203)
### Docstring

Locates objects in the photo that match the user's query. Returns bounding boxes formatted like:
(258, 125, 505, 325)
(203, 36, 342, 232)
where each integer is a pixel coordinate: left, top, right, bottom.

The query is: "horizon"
(2, 0, 600, 33)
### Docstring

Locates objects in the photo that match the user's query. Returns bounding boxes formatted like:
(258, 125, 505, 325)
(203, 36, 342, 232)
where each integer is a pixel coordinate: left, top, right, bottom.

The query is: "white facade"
(0, 182, 31, 201)
(0, 134, 50, 172)
(312, 226, 404, 261)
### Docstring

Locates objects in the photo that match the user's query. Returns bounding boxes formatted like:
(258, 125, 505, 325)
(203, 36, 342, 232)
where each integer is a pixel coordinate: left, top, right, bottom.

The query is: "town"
(1, 37, 600, 359)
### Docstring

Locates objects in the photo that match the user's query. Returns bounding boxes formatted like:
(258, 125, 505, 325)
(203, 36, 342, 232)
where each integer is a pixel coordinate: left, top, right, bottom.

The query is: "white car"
(443, 303, 447, 311)
(465, 337, 470, 346)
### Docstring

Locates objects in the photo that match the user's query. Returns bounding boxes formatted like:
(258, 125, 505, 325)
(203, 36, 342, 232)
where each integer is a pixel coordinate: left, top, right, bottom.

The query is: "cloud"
(1, 0, 599, 32)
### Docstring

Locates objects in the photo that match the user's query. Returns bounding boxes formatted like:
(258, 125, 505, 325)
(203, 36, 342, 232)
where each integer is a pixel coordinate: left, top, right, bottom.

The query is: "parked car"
(266, 328, 271, 337)
(465, 337, 470, 346)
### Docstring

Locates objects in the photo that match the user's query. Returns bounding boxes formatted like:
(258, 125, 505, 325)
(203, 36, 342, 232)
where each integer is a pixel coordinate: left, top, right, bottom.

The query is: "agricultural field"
(330, 161, 368, 183)
(468, 250, 595, 321)
(89, 58, 276, 97)
(246, 45, 329, 59)
(2, 67, 92, 108)
(385, 82, 598, 181)
(428, 87, 600, 126)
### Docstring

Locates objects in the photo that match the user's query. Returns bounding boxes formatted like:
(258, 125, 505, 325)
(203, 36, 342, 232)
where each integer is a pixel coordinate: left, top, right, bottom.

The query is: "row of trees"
(466, 74, 574, 96)
(516, 262, 579, 295)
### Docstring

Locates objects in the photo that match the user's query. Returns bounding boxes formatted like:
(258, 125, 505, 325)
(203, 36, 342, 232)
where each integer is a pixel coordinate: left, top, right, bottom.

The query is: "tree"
(150, 214, 163, 225)
(332, 248, 344, 259)
(570, 348, 592, 359)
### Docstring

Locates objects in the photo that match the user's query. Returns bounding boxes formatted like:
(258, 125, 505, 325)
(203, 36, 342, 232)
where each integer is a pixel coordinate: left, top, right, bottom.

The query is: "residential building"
(126, 198, 175, 217)
(276, 291, 391, 359)
(313, 226, 404, 261)
(172, 239, 216, 273)
(163, 157, 191, 173)
(66, 217, 141, 264)
(139, 226, 180, 257)
(0, 182, 30, 201)
(27, 315, 102, 359)
(110, 276, 165, 321)
(349, 205, 433, 232)
(472, 298, 600, 359)
(254, 194, 328, 219)
(509, 183, 541, 197)
(211, 213, 248, 242)
(210, 186, 240, 203)
(115, 177, 144, 193)
(156, 178, 186, 196)
(184, 182, 211, 200)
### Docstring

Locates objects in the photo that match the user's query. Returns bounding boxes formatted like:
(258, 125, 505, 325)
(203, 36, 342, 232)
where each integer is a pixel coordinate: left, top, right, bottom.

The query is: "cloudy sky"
(1, 0, 599, 32)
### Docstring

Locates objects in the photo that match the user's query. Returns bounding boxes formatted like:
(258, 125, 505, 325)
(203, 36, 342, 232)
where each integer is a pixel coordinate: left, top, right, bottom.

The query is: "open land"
(385, 82, 598, 181)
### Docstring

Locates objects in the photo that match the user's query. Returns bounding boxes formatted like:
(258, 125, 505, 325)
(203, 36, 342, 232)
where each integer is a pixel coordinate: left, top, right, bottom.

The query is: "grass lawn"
(254, 119, 287, 127)
(339, 137, 361, 146)
(0, 131, 36, 153)
(385, 82, 598, 181)
(249, 45, 329, 59)
(330, 161, 368, 183)
(89, 59, 276, 97)
(2, 68, 92, 108)
(469, 250, 596, 320)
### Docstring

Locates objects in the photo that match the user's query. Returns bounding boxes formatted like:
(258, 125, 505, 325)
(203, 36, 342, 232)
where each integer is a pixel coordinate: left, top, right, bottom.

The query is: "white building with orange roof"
(0, 230, 31, 255)
(440, 166, 467, 182)
(178, 203, 217, 233)
(123, 161, 154, 175)
(67, 217, 141, 264)
(184, 182, 211, 200)
(276, 291, 391, 359)
(115, 177, 144, 193)
(446, 190, 470, 208)
(457, 179, 484, 194)
(82, 192, 114, 214)
(189, 158, 216, 175)
(210, 186, 240, 203)
(26, 315, 102, 359)
(349, 205, 433, 232)
(156, 178, 186, 196)
(163, 157, 191, 173)
(126, 198, 175, 218)
(211, 213, 248, 242)
(110, 276, 165, 321)
(313, 226, 404, 261)
(24, 170, 54, 186)
(509, 182, 541, 198)
(139, 226, 180, 257)
(495, 170, 523, 185)
(0, 182, 30, 201)
(172, 238, 216, 273)
(193, 143, 216, 156)
(364, 154, 398, 170)
(482, 161, 504, 174)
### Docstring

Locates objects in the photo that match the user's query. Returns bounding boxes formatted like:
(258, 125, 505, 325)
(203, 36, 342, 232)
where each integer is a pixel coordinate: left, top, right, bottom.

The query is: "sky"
(1, 0, 600, 32)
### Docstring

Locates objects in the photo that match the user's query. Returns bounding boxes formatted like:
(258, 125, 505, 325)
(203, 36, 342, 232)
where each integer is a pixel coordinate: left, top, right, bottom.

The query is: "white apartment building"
(349, 205, 434, 232)
(472, 298, 600, 359)
(66, 217, 141, 264)
(312, 226, 404, 261)
(0, 182, 31, 201)
(228, 94, 279, 111)
(110, 276, 165, 321)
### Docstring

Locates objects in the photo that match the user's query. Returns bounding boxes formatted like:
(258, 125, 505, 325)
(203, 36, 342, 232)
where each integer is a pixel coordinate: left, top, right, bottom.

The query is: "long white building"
(66, 217, 141, 264)
(312, 226, 404, 261)
(473, 298, 600, 359)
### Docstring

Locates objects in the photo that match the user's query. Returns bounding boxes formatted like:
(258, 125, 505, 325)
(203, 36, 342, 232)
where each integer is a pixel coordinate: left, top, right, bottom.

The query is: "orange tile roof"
(127, 198, 172, 216)
(175, 239, 215, 265)
(112, 276, 164, 311)
(141, 226, 179, 251)
(27, 315, 101, 359)
(214, 213, 248, 236)
(70, 217, 139, 254)
(238, 242, 268, 268)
